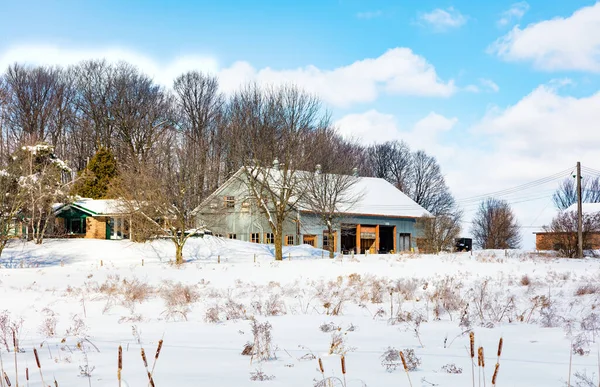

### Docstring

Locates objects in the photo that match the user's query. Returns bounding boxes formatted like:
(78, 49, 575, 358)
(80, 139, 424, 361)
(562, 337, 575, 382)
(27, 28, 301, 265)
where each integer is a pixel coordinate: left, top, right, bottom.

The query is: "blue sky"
(2, 0, 600, 246)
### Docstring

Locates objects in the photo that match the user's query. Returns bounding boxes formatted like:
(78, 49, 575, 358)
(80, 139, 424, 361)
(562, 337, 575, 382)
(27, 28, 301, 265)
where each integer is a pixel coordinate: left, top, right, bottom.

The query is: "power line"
(455, 166, 574, 204)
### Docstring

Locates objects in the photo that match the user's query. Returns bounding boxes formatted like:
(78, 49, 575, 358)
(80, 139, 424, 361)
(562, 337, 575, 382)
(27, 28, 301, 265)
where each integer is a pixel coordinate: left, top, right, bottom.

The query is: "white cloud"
(489, 2, 600, 72)
(357, 10, 383, 19)
(479, 78, 500, 92)
(336, 84, 600, 248)
(465, 78, 500, 93)
(0, 45, 456, 108)
(418, 7, 467, 32)
(335, 110, 458, 156)
(0, 45, 219, 87)
(497, 2, 529, 27)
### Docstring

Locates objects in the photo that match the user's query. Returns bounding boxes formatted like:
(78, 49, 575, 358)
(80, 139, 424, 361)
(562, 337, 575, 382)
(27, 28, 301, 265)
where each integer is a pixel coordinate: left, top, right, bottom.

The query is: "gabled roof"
(326, 176, 430, 218)
(193, 167, 430, 219)
(54, 198, 127, 217)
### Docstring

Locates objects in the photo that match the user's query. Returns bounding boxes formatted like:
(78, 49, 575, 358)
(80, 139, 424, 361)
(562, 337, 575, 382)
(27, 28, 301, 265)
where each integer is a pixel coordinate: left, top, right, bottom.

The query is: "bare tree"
(408, 150, 455, 216)
(227, 84, 329, 261)
(2, 64, 74, 154)
(110, 131, 203, 265)
(471, 198, 521, 249)
(173, 71, 226, 206)
(0, 166, 25, 257)
(416, 209, 463, 254)
(367, 140, 413, 193)
(542, 210, 600, 257)
(553, 176, 600, 210)
(303, 165, 362, 258)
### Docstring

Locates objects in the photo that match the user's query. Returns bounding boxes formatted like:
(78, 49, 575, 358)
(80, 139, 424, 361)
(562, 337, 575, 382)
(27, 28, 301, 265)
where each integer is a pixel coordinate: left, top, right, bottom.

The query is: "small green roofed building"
(52, 198, 130, 240)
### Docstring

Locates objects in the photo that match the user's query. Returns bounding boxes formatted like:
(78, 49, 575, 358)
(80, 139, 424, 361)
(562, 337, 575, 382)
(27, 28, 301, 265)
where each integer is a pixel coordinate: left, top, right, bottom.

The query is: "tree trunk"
(327, 224, 335, 259)
(175, 242, 184, 265)
(274, 224, 283, 261)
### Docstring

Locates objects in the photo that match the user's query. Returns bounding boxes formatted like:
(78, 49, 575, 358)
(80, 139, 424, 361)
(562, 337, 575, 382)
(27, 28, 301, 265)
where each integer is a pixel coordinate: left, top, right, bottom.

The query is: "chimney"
(315, 164, 322, 174)
(273, 159, 280, 171)
(352, 167, 359, 177)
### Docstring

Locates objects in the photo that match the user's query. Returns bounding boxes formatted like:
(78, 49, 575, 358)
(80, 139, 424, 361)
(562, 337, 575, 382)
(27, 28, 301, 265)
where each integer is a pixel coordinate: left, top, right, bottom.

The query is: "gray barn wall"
(298, 213, 418, 253)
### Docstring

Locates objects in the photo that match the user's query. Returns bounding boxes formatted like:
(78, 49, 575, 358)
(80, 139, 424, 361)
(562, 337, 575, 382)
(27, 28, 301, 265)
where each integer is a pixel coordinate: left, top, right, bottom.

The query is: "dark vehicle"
(455, 238, 472, 252)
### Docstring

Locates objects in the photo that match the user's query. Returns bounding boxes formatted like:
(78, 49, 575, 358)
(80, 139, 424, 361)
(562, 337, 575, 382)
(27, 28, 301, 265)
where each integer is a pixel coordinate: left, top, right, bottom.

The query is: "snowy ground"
(1, 237, 600, 387)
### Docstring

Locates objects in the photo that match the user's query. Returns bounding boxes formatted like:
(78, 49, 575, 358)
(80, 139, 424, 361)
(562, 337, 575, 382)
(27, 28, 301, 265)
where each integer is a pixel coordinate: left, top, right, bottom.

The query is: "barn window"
(224, 196, 235, 208)
(228, 233, 237, 240)
(265, 233, 274, 244)
(251, 233, 260, 243)
(286, 235, 294, 246)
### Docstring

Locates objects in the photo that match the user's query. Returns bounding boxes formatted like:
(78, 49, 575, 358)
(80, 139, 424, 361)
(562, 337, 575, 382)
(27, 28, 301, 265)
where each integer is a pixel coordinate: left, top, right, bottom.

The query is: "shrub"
(250, 320, 274, 362)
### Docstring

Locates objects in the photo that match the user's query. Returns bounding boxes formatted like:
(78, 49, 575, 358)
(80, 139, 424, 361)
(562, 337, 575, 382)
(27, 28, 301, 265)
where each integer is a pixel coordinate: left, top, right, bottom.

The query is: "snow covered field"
(1, 237, 600, 387)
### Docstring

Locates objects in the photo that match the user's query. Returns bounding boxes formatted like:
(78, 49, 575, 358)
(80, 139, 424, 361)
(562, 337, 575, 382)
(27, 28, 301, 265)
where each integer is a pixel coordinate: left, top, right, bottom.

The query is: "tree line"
(0, 59, 532, 260)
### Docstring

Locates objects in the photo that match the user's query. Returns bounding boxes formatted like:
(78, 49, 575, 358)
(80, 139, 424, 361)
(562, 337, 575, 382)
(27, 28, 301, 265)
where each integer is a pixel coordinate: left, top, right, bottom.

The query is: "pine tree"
(73, 147, 119, 199)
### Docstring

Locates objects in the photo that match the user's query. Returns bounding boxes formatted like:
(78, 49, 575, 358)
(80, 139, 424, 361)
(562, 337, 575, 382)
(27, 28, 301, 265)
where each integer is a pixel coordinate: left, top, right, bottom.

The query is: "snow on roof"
(331, 176, 430, 218)
(55, 198, 126, 216)
(566, 202, 600, 215)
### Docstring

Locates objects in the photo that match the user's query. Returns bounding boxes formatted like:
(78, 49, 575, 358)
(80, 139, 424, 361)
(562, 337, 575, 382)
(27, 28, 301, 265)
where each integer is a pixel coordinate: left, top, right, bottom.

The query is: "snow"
(566, 202, 600, 215)
(0, 237, 599, 387)
(56, 198, 126, 216)
(342, 176, 430, 218)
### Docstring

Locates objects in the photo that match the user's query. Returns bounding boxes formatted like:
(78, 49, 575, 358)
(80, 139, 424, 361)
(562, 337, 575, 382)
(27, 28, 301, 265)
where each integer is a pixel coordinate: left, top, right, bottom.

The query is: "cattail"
(399, 351, 413, 387)
(54, 379, 58, 387)
(148, 339, 164, 387)
(497, 338, 503, 359)
(154, 340, 163, 360)
(25, 368, 28, 381)
(400, 351, 408, 371)
(141, 349, 148, 368)
(33, 348, 46, 387)
(491, 363, 500, 386)
(469, 332, 476, 387)
(318, 358, 324, 374)
(3, 372, 10, 387)
(33, 349, 40, 369)
(118, 345, 123, 386)
(478, 347, 485, 368)
(341, 356, 346, 375)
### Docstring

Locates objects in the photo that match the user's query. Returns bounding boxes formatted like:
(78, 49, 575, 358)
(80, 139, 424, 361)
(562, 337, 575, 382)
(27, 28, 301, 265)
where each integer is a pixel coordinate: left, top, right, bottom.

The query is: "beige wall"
(86, 217, 107, 239)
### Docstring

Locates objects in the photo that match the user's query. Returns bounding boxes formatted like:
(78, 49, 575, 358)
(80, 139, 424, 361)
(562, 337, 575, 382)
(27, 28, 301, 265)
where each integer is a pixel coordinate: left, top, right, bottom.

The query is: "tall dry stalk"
(341, 355, 347, 387)
(477, 347, 482, 387)
(33, 348, 46, 387)
(24, 368, 28, 387)
(2, 372, 10, 387)
(399, 351, 413, 387)
(0, 349, 5, 387)
(141, 348, 154, 386)
(118, 345, 122, 387)
(491, 363, 499, 387)
(479, 347, 486, 387)
(147, 340, 163, 387)
(567, 344, 572, 387)
(470, 332, 475, 387)
(12, 331, 18, 387)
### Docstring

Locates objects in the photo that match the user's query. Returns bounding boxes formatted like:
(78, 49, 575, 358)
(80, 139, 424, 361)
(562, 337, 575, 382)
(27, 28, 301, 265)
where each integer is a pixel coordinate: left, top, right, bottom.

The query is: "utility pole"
(577, 161, 583, 258)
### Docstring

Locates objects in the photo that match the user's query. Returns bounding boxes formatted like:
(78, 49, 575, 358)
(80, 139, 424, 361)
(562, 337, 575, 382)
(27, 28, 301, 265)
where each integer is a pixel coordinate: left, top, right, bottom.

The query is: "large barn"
(194, 168, 430, 254)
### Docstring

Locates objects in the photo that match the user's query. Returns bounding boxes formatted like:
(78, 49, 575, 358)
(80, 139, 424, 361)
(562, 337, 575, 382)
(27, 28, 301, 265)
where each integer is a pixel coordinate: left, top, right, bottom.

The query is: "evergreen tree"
(73, 147, 119, 199)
